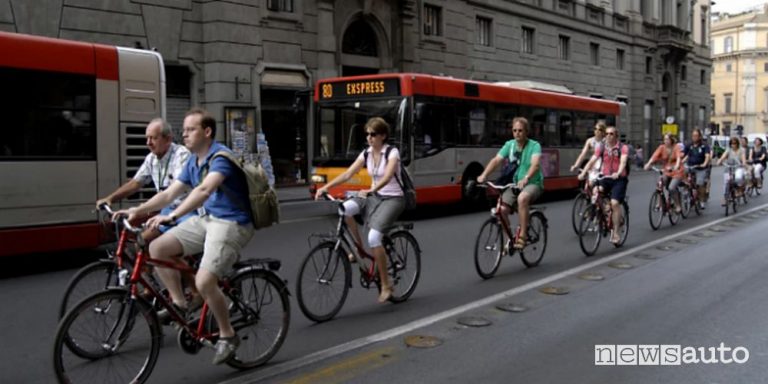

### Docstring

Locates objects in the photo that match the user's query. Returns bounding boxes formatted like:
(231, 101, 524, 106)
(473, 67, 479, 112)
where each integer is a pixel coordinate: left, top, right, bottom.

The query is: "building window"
(558, 35, 570, 60)
(724, 94, 732, 114)
(700, 15, 707, 44)
(726, 63, 732, 72)
(764, 62, 768, 73)
(522, 27, 535, 54)
(700, 69, 706, 84)
(646, 56, 652, 74)
(424, 4, 442, 37)
(616, 49, 625, 70)
(590, 43, 600, 66)
(681, 65, 687, 81)
(710, 95, 715, 114)
(724, 36, 733, 53)
(266, 0, 293, 12)
(476, 17, 492, 46)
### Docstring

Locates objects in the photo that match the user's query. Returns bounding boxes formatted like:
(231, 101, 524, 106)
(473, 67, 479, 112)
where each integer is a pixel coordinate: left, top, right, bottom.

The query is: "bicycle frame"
(329, 203, 381, 287)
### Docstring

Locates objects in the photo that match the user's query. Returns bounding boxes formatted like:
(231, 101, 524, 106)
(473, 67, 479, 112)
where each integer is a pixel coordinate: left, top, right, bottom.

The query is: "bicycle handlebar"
(98, 203, 143, 234)
(475, 181, 521, 193)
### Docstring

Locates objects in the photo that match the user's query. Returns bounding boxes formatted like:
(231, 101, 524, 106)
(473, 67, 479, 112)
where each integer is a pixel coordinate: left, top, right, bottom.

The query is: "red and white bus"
(310, 73, 627, 204)
(0, 31, 165, 256)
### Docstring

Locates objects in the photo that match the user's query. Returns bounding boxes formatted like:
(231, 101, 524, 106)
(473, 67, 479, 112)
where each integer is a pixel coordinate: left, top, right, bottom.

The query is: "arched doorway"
(341, 18, 385, 76)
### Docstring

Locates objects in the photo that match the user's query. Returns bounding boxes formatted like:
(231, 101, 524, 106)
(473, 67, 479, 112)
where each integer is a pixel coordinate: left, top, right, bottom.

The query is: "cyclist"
(578, 126, 629, 244)
(741, 136, 754, 189)
(682, 128, 711, 209)
(477, 117, 544, 250)
(717, 136, 748, 205)
(96, 118, 194, 240)
(570, 122, 606, 187)
(644, 133, 683, 213)
(115, 108, 255, 365)
(750, 137, 766, 188)
(315, 117, 404, 303)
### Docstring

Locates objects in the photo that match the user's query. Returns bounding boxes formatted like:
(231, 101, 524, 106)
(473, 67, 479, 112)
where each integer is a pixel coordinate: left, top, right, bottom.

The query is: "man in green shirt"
(478, 117, 544, 249)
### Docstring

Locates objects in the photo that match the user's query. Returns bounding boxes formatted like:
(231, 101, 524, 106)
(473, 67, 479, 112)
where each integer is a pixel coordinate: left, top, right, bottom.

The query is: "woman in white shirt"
(316, 117, 405, 303)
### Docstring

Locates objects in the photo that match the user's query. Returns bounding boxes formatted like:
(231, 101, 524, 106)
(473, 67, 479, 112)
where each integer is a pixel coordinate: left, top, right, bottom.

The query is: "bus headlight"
(311, 174, 327, 184)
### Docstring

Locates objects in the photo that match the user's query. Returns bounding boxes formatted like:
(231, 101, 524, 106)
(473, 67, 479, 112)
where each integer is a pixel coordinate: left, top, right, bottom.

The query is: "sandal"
(378, 285, 392, 303)
(513, 237, 527, 250)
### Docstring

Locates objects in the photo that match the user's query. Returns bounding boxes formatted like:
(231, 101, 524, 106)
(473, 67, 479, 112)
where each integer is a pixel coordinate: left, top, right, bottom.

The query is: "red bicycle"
(53, 210, 290, 384)
(577, 175, 630, 256)
(648, 166, 683, 230)
(473, 182, 548, 279)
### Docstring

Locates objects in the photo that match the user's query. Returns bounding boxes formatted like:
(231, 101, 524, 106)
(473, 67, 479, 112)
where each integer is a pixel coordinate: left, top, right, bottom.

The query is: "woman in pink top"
(316, 117, 404, 303)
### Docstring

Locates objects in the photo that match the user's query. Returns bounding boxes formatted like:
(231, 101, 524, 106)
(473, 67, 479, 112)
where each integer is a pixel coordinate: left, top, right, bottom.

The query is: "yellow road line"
(281, 346, 398, 384)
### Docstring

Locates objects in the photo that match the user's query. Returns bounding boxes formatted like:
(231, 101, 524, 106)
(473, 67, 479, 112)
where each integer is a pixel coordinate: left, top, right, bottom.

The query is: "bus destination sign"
(319, 78, 400, 100)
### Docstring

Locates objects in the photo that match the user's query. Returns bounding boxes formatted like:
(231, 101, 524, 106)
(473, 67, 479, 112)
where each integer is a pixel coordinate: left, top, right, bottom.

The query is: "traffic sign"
(662, 124, 678, 135)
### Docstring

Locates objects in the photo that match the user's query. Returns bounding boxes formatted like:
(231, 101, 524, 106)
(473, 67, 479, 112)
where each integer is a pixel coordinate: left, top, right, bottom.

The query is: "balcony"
(656, 25, 693, 62)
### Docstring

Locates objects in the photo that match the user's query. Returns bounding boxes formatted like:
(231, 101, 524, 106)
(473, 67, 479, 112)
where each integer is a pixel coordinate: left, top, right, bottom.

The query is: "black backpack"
(364, 146, 417, 210)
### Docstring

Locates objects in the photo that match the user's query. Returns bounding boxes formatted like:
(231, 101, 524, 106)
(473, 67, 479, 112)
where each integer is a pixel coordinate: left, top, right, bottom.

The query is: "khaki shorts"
(501, 184, 543, 210)
(167, 215, 254, 278)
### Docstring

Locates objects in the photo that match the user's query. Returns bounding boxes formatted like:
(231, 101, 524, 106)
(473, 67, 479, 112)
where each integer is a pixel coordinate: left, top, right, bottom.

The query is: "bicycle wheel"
(614, 201, 630, 248)
(648, 191, 664, 230)
(296, 241, 351, 322)
(679, 188, 691, 219)
(53, 288, 161, 384)
(226, 269, 290, 369)
(520, 211, 547, 267)
(385, 230, 421, 303)
(59, 260, 119, 319)
(578, 205, 601, 257)
(571, 193, 589, 235)
(473, 217, 504, 279)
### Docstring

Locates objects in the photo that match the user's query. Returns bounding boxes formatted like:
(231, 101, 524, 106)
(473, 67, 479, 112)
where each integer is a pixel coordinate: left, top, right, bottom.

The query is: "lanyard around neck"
(156, 146, 174, 189)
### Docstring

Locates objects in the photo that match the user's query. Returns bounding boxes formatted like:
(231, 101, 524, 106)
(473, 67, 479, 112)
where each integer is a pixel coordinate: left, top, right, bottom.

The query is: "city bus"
(0, 31, 165, 256)
(310, 73, 626, 205)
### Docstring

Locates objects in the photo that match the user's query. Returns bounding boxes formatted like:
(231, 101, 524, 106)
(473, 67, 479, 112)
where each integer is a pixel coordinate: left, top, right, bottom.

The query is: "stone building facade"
(711, 5, 768, 136)
(0, 0, 712, 185)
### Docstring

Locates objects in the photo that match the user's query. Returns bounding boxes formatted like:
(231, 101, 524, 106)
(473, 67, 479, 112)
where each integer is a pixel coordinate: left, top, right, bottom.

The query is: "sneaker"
(212, 335, 240, 365)
(699, 201, 706, 210)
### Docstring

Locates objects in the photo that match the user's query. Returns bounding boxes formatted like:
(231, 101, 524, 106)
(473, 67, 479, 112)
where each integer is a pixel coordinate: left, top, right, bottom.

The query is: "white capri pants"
(723, 167, 745, 196)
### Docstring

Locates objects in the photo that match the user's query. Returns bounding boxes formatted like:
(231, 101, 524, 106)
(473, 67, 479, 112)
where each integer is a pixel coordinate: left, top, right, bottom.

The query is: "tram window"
(489, 103, 517, 145)
(530, 108, 547, 143)
(558, 112, 574, 147)
(573, 112, 599, 145)
(414, 100, 456, 157)
(0, 67, 95, 160)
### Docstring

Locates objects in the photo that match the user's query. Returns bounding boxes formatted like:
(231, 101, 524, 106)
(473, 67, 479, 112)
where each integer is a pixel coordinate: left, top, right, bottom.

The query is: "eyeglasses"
(512, 129, 524, 133)
(366, 132, 379, 137)
(606, 132, 617, 136)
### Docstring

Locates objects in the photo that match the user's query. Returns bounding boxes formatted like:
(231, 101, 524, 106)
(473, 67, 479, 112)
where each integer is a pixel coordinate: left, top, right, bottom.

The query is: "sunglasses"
(366, 132, 379, 137)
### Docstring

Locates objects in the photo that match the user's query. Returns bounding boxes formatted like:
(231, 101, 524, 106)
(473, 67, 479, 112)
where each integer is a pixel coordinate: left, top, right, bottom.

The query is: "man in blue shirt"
(117, 108, 254, 365)
(682, 128, 711, 209)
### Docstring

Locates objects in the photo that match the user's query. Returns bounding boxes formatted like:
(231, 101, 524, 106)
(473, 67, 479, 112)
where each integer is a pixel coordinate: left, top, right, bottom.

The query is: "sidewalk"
(276, 184, 312, 203)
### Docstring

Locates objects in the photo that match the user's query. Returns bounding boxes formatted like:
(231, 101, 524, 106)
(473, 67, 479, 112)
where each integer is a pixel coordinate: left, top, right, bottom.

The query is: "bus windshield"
(315, 97, 406, 163)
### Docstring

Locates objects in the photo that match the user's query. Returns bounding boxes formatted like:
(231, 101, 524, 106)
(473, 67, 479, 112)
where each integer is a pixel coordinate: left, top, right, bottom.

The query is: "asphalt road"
(265, 204, 768, 384)
(2, 168, 766, 384)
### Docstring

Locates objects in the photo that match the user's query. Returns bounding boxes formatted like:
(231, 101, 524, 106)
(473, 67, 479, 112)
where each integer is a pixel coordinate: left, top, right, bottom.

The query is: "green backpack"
(208, 151, 280, 229)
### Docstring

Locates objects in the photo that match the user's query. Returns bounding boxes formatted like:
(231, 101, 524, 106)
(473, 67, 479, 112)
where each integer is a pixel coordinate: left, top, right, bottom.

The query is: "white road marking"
(219, 202, 768, 384)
